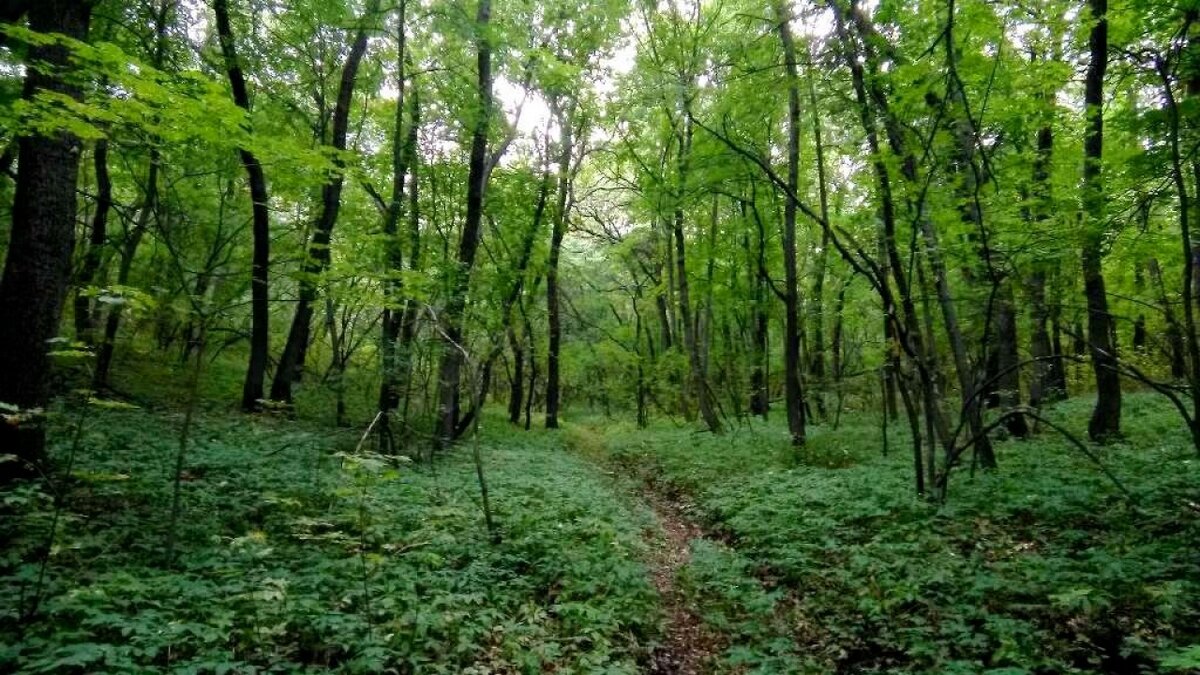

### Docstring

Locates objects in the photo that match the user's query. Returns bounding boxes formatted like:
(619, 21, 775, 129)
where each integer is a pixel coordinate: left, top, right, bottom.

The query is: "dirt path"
(641, 486, 722, 675)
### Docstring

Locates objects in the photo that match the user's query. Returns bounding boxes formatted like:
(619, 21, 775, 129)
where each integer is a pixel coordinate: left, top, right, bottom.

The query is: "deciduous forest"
(3, 0, 1200, 672)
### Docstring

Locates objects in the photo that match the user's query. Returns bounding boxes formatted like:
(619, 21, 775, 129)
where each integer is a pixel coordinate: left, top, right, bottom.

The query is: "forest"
(3, 0, 1200, 672)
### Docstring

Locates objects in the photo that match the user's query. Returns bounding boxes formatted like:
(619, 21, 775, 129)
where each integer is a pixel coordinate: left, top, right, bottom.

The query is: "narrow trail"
(641, 485, 723, 674)
(566, 426, 726, 673)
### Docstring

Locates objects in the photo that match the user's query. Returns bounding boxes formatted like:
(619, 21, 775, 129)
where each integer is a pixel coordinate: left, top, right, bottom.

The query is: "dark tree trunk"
(806, 62, 831, 422)
(272, 4, 375, 404)
(746, 204, 770, 418)
(1028, 115, 1065, 407)
(670, 112, 722, 434)
(545, 100, 574, 429)
(0, 0, 93, 479)
(943, 3, 1001, 462)
(508, 326, 524, 425)
(436, 0, 491, 447)
(214, 0, 272, 413)
(1148, 258, 1187, 378)
(775, 0, 805, 445)
(993, 285, 1028, 436)
(93, 163, 155, 390)
(378, 2, 413, 447)
(74, 138, 111, 346)
(1081, 0, 1121, 442)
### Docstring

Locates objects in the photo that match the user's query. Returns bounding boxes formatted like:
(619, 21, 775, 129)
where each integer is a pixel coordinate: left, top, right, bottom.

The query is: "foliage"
(593, 394, 1200, 673)
(0, 407, 658, 673)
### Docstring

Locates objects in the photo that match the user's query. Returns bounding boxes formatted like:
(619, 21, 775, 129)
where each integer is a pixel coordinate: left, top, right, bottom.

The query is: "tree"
(0, 0, 94, 480)
(213, 0, 273, 413)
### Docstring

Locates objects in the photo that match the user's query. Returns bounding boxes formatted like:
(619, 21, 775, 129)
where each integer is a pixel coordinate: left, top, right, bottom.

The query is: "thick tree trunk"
(214, 0, 272, 413)
(435, 0, 491, 446)
(0, 0, 93, 479)
(775, 0, 805, 445)
(272, 4, 375, 404)
(1081, 0, 1121, 442)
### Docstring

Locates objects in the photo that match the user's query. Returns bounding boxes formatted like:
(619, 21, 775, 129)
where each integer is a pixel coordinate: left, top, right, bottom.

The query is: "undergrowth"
(591, 394, 1200, 673)
(1, 406, 657, 673)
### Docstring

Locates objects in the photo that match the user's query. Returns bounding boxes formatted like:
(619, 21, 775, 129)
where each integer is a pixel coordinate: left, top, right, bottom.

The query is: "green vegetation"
(2, 404, 657, 673)
(5, 0, 1200, 672)
(591, 395, 1200, 672)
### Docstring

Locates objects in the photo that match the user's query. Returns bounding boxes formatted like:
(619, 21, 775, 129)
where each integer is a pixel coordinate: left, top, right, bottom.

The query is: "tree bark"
(546, 100, 575, 429)
(378, 2, 413, 447)
(1081, 0, 1121, 441)
(214, 0, 272, 413)
(272, 2, 376, 404)
(775, 0, 805, 445)
(0, 0, 93, 479)
(436, 0, 492, 447)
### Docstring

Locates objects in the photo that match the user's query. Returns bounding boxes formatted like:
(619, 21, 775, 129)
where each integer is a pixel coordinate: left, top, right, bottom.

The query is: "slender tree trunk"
(74, 138, 111, 346)
(1027, 114, 1064, 407)
(436, 0, 492, 447)
(1081, 0, 1121, 441)
(670, 111, 722, 434)
(214, 0, 272, 413)
(775, 0, 805, 445)
(545, 100, 574, 429)
(272, 3, 376, 404)
(93, 163, 156, 390)
(378, 3, 413, 448)
(806, 60, 831, 422)
(0, 0, 93, 478)
(1148, 258, 1187, 379)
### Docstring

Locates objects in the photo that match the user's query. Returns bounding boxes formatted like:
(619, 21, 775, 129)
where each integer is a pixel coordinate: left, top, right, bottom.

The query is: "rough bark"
(0, 0, 93, 479)
(1081, 0, 1121, 441)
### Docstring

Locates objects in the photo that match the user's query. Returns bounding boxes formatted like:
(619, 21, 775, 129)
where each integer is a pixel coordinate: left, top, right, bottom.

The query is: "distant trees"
(8, 0, 1200, 485)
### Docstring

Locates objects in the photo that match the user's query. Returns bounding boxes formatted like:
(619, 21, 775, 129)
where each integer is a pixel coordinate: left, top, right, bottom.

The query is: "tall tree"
(0, 0, 94, 480)
(436, 0, 492, 446)
(271, 1, 378, 404)
(213, 0, 272, 412)
(1081, 0, 1121, 441)
(774, 0, 805, 445)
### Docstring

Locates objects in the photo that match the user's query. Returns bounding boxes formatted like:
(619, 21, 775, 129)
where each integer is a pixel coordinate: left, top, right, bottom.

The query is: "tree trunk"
(775, 0, 805, 445)
(546, 100, 574, 429)
(0, 0, 93, 479)
(378, 3, 413, 448)
(74, 138, 111, 346)
(1081, 0, 1121, 442)
(436, 0, 491, 447)
(272, 3, 376, 404)
(214, 0, 272, 413)
(1027, 113, 1065, 407)
(806, 61, 831, 422)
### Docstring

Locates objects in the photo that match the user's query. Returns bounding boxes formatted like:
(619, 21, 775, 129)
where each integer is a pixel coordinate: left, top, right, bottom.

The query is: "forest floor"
(4, 366, 1200, 674)
(640, 484, 715, 675)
